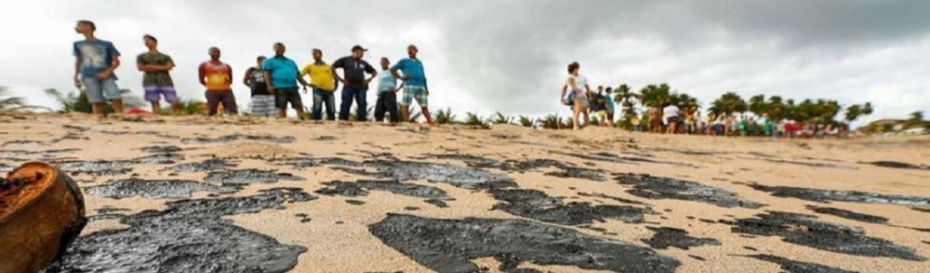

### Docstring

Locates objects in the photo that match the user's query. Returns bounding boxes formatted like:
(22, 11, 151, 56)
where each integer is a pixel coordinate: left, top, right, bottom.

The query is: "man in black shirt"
(332, 45, 377, 121)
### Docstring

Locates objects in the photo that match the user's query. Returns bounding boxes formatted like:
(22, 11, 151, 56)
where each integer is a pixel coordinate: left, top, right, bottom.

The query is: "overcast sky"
(2, 0, 928, 124)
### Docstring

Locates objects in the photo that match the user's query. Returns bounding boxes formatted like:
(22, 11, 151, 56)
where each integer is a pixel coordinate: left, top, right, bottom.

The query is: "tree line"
(1, 86, 927, 132)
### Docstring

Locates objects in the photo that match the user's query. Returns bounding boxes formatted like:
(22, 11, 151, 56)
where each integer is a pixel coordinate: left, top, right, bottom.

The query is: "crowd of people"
(72, 20, 431, 123)
(560, 62, 849, 138)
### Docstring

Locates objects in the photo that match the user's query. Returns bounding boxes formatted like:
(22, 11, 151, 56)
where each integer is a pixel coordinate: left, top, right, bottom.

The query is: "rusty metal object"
(0, 162, 87, 273)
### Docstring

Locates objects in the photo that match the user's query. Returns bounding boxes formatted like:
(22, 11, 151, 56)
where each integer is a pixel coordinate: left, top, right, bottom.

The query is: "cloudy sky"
(2, 0, 928, 124)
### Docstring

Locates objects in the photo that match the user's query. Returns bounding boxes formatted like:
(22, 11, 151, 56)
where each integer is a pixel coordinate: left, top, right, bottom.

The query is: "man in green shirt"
(136, 35, 180, 115)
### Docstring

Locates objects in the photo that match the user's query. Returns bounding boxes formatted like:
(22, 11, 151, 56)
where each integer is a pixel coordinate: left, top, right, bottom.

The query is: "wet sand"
(1, 113, 928, 273)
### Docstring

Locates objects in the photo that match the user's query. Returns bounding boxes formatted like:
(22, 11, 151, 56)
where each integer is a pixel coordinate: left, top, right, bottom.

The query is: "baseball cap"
(351, 45, 368, 52)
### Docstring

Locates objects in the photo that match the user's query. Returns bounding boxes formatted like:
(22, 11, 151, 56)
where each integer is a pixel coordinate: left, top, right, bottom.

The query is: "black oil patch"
(55, 160, 135, 176)
(323, 159, 516, 190)
(730, 211, 925, 261)
(554, 151, 697, 168)
(139, 145, 183, 154)
(267, 157, 317, 169)
(98, 130, 181, 140)
(760, 158, 857, 170)
(748, 184, 930, 207)
(168, 158, 238, 173)
(181, 134, 296, 145)
(424, 199, 449, 208)
(577, 192, 648, 205)
(867, 161, 929, 171)
(746, 254, 859, 273)
(346, 200, 366, 205)
(615, 173, 765, 209)
(806, 205, 888, 224)
(423, 153, 501, 168)
(315, 180, 453, 208)
(133, 153, 184, 164)
(85, 179, 238, 199)
(0, 148, 81, 158)
(1, 139, 45, 146)
(913, 207, 930, 213)
(369, 214, 681, 273)
(641, 226, 721, 250)
(490, 188, 652, 225)
(688, 255, 707, 261)
(44, 188, 314, 273)
(204, 169, 305, 186)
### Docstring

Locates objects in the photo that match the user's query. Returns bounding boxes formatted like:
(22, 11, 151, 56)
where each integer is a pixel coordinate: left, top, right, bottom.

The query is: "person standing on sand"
(648, 106, 663, 134)
(73, 20, 123, 117)
(300, 49, 339, 121)
(375, 57, 402, 123)
(244, 56, 276, 117)
(663, 103, 680, 134)
(137, 35, 180, 115)
(593, 95, 609, 127)
(560, 62, 592, 131)
(392, 45, 435, 124)
(333, 45, 377, 122)
(263, 43, 309, 119)
(199, 47, 237, 116)
(603, 87, 616, 127)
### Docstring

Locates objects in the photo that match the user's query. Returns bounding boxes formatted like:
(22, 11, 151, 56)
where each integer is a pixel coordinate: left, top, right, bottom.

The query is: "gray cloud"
(1, 0, 927, 123)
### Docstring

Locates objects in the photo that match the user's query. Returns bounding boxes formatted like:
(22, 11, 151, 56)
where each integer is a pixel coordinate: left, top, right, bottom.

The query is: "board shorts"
(597, 110, 607, 118)
(82, 78, 121, 103)
(144, 86, 180, 103)
(274, 88, 303, 109)
(250, 95, 276, 117)
(401, 86, 428, 107)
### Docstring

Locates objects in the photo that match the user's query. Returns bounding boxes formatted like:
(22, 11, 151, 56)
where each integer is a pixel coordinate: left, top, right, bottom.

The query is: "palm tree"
(709, 92, 747, 116)
(905, 111, 926, 129)
(638, 83, 672, 108)
(674, 93, 699, 109)
(464, 112, 486, 126)
(518, 115, 535, 128)
(45, 88, 143, 114)
(767, 96, 787, 121)
(0, 86, 38, 112)
(748, 94, 768, 116)
(538, 114, 561, 130)
(490, 112, 514, 125)
(433, 108, 457, 124)
(614, 84, 639, 130)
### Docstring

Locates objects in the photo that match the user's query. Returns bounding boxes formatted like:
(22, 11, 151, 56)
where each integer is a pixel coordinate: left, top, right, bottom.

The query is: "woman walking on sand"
(561, 62, 592, 130)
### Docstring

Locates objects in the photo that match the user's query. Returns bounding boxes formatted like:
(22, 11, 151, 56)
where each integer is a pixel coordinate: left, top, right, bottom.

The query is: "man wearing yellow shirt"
(300, 49, 339, 121)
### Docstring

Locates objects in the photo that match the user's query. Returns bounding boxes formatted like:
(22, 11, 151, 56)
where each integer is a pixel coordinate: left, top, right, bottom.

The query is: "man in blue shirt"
(73, 20, 123, 117)
(262, 42, 309, 119)
(374, 57, 402, 123)
(391, 45, 434, 124)
(332, 45, 377, 122)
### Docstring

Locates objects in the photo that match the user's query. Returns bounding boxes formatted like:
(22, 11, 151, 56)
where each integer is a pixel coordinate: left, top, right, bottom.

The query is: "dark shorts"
(205, 90, 237, 116)
(275, 88, 303, 109)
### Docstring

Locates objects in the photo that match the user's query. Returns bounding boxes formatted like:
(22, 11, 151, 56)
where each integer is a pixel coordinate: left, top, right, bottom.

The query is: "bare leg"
(150, 101, 161, 115)
(91, 103, 104, 117)
(421, 107, 434, 124)
(111, 99, 124, 117)
(572, 101, 583, 130)
(399, 106, 410, 123)
(295, 108, 305, 120)
(171, 101, 182, 115)
(278, 108, 287, 119)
